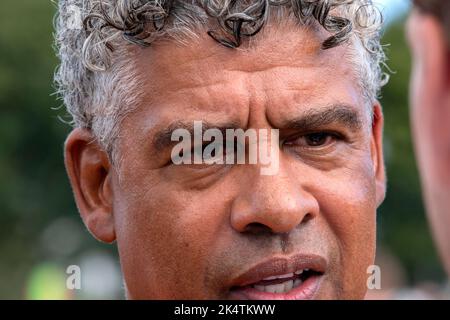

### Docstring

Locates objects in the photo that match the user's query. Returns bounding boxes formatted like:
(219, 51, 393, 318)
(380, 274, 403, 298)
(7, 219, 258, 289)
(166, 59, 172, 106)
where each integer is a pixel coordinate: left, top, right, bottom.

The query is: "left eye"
(291, 132, 338, 148)
(304, 132, 332, 147)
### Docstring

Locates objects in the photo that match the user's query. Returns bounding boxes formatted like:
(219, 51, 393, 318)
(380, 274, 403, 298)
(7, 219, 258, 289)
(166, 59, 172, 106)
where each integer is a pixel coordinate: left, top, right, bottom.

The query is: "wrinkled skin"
(64, 22, 386, 299)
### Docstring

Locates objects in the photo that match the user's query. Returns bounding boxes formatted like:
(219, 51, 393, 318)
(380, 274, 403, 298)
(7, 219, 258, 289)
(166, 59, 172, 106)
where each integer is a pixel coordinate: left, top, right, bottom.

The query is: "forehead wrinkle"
(134, 19, 360, 113)
(140, 18, 342, 81)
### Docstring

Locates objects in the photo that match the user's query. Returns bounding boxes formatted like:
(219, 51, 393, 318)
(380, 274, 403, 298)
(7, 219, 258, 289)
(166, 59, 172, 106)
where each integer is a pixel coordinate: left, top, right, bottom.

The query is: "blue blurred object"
(376, 0, 411, 26)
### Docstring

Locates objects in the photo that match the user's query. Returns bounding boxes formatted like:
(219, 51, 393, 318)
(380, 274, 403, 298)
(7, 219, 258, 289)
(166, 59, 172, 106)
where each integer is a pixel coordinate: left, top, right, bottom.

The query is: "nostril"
(241, 212, 313, 235)
(301, 213, 313, 224)
(244, 222, 273, 235)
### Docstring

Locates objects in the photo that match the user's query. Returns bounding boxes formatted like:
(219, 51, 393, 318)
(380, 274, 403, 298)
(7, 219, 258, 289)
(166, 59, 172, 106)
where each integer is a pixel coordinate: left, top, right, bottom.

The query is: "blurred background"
(0, 0, 447, 299)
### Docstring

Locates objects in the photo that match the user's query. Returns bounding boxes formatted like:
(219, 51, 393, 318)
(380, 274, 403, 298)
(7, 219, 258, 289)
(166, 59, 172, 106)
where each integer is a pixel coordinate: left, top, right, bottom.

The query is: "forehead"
(128, 21, 364, 129)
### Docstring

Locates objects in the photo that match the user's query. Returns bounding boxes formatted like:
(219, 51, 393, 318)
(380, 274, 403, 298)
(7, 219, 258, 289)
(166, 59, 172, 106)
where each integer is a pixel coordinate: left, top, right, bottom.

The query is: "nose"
(230, 164, 319, 235)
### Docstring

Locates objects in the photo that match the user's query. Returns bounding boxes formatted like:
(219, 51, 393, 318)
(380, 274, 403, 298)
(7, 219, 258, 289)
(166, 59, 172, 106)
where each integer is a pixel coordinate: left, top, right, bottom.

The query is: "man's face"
(407, 9, 450, 276)
(108, 23, 385, 299)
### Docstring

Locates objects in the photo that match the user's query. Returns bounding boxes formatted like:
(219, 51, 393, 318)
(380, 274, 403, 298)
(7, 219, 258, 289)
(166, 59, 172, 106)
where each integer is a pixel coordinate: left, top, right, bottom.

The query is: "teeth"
(274, 284, 285, 293)
(252, 270, 309, 293)
(255, 285, 265, 291)
(293, 279, 303, 288)
(262, 273, 294, 281)
(252, 279, 298, 293)
(265, 284, 277, 293)
(284, 280, 294, 292)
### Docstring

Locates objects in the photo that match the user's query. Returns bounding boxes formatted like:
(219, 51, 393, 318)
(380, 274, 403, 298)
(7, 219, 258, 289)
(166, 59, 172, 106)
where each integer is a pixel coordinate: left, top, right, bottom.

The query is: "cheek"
(314, 159, 377, 297)
(112, 172, 232, 299)
(322, 177, 376, 244)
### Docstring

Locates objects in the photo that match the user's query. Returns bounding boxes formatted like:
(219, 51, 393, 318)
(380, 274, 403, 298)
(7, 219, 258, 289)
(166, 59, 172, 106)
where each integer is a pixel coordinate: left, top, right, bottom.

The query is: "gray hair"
(54, 0, 388, 160)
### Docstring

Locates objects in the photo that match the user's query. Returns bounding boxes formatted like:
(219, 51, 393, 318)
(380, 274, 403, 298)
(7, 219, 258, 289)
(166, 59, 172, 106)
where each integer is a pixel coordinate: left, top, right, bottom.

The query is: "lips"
(229, 254, 326, 300)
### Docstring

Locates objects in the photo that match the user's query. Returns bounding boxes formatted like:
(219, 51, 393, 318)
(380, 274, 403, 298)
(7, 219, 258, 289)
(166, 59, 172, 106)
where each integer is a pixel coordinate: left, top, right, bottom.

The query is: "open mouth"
(244, 268, 323, 294)
(229, 254, 326, 300)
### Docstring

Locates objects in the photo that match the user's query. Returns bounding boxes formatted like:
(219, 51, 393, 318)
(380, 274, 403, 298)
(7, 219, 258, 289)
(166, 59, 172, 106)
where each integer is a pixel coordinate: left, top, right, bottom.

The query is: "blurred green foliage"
(0, 0, 110, 299)
(0, 1, 445, 299)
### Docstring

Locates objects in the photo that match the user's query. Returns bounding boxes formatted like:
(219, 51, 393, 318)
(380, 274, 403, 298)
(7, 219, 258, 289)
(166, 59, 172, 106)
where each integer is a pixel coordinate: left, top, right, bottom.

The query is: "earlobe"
(371, 103, 386, 207)
(64, 128, 116, 243)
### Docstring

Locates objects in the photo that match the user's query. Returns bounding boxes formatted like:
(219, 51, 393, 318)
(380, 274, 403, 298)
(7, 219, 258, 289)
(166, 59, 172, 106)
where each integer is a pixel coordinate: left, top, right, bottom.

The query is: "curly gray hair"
(54, 0, 388, 159)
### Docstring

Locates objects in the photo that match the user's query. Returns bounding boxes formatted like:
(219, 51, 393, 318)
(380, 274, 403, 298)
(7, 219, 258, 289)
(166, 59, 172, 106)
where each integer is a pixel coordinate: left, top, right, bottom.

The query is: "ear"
(407, 10, 450, 102)
(64, 128, 116, 243)
(371, 103, 386, 207)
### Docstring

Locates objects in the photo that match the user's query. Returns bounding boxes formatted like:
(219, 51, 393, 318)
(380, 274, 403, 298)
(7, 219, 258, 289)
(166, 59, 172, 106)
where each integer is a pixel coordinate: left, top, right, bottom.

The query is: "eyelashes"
(284, 131, 345, 150)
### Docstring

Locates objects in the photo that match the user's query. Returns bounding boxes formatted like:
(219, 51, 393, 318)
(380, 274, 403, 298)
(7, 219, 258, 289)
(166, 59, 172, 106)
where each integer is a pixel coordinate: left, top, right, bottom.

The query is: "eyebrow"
(280, 105, 363, 132)
(151, 105, 362, 152)
(152, 120, 242, 152)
